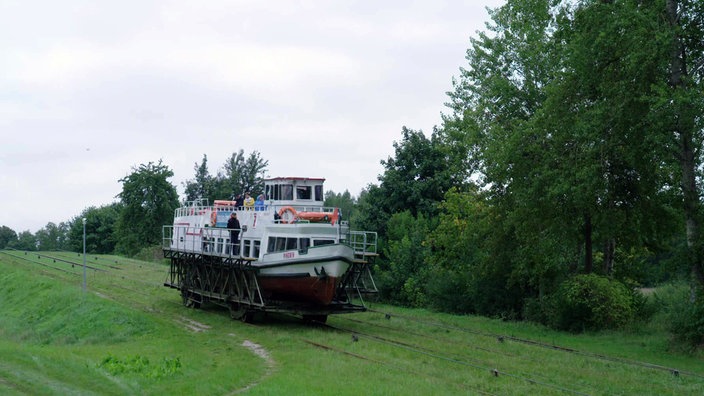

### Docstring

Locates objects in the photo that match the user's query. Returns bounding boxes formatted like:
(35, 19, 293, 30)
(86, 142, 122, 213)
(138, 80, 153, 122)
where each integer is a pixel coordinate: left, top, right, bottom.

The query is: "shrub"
(376, 211, 432, 307)
(547, 274, 634, 332)
(134, 245, 167, 263)
(667, 287, 704, 350)
(425, 269, 476, 314)
(648, 281, 689, 331)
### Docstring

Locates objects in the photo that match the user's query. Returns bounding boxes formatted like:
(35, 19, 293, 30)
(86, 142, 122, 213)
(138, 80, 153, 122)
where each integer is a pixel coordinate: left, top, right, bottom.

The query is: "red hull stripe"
(258, 276, 340, 305)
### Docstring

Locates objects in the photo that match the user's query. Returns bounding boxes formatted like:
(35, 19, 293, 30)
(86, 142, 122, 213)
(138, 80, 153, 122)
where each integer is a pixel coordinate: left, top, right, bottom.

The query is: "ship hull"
(255, 245, 353, 305)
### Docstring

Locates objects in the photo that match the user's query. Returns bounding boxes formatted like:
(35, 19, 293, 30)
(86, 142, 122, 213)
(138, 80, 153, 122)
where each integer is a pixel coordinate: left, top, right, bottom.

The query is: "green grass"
(1, 250, 703, 395)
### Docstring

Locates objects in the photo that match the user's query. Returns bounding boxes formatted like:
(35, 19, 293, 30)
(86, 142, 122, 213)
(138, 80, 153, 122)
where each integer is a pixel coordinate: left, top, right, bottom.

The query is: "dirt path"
(228, 336, 276, 394)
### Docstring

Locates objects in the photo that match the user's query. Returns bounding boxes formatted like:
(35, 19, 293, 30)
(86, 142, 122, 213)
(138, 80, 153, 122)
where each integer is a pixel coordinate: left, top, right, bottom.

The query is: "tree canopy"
(115, 160, 179, 256)
(183, 150, 269, 203)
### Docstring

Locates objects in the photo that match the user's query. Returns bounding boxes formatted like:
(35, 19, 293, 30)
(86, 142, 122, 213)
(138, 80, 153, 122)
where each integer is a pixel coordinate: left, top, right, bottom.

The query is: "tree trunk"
(584, 213, 593, 274)
(666, 0, 704, 288)
(603, 238, 616, 275)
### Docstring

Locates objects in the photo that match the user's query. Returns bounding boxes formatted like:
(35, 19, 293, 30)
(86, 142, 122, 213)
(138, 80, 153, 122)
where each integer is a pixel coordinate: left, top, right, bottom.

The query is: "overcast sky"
(1, 0, 504, 233)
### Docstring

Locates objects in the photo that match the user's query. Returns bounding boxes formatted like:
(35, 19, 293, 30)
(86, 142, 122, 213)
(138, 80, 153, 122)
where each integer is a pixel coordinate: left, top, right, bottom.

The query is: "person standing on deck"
(227, 212, 240, 255)
(255, 194, 265, 211)
(243, 192, 255, 210)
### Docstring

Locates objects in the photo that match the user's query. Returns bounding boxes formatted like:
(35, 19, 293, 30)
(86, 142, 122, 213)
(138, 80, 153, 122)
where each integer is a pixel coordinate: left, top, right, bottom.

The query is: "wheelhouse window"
(296, 185, 312, 200)
(314, 185, 323, 201)
(267, 184, 294, 200)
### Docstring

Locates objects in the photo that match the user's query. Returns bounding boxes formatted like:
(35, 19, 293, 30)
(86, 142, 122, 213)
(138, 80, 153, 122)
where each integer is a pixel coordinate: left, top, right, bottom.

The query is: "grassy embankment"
(0, 250, 703, 395)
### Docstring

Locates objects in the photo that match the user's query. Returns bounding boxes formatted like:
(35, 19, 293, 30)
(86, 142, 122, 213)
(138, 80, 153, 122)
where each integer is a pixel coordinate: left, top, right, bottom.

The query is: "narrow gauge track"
(45, 252, 124, 271)
(26, 249, 167, 275)
(3, 249, 108, 273)
(0, 250, 178, 314)
(5, 250, 165, 290)
(333, 315, 584, 388)
(311, 317, 592, 396)
(301, 337, 500, 396)
(367, 308, 704, 380)
(340, 316, 521, 359)
(42, 250, 160, 273)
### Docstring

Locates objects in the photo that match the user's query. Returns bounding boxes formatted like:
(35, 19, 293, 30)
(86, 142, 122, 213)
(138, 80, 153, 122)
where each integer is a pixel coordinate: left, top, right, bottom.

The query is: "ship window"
(296, 185, 312, 200)
(281, 184, 293, 200)
(267, 184, 294, 200)
(298, 238, 310, 254)
(267, 238, 275, 253)
(299, 238, 310, 250)
(315, 185, 323, 201)
(267, 237, 303, 252)
(313, 239, 334, 246)
(243, 239, 251, 257)
(253, 240, 261, 258)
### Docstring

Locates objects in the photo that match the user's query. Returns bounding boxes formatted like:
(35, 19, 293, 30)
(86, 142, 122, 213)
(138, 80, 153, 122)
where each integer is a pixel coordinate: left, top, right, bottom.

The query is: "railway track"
(3, 249, 702, 395)
(0, 249, 175, 313)
(303, 316, 592, 395)
(363, 308, 704, 380)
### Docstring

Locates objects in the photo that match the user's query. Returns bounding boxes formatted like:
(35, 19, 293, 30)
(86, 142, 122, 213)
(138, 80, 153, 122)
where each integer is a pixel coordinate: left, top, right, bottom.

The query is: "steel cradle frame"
(163, 248, 367, 322)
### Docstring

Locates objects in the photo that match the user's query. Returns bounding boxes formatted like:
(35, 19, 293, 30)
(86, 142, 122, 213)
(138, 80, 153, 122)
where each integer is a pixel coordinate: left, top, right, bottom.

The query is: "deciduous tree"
(115, 161, 179, 256)
(36, 222, 70, 251)
(68, 204, 122, 254)
(214, 150, 268, 199)
(183, 154, 216, 203)
(0, 226, 17, 249)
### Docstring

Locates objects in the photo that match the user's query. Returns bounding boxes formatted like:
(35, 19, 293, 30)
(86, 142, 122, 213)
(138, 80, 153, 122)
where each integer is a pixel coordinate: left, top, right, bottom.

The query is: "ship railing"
(270, 205, 340, 214)
(345, 231, 378, 258)
(174, 205, 212, 218)
(343, 230, 379, 298)
(163, 225, 245, 257)
(174, 199, 211, 217)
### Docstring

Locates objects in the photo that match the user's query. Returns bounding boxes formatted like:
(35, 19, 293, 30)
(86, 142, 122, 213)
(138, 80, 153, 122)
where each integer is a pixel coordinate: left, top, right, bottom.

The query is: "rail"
(163, 225, 246, 258)
(345, 231, 378, 258)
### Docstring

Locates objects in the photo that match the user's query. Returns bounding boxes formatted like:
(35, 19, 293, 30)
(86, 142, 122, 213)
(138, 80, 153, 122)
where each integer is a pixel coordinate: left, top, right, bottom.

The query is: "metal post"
(82, 217, 87, 292)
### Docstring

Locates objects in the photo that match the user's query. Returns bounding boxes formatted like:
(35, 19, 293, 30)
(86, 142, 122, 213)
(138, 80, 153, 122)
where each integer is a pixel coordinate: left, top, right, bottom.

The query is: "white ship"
(163, 177, 377, 314)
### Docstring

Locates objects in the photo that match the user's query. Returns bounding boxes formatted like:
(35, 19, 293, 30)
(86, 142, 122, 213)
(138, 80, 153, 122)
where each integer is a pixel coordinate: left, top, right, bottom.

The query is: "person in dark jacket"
(227, 212, 240, 255)
(234, 194, 244, 209)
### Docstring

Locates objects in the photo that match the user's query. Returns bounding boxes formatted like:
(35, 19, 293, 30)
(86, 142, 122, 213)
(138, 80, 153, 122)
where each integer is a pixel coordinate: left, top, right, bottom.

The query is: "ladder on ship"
(345, 231, 379, 300)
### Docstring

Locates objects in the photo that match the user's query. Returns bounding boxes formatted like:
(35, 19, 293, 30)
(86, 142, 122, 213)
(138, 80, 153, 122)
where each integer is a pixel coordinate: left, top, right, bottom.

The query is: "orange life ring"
(210, 209, 217, 227)
(277, 206, 297, 224)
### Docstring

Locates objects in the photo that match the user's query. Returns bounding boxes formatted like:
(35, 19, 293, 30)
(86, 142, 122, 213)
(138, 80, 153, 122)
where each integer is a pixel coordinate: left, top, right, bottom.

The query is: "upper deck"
(165, 176, 377, 260)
